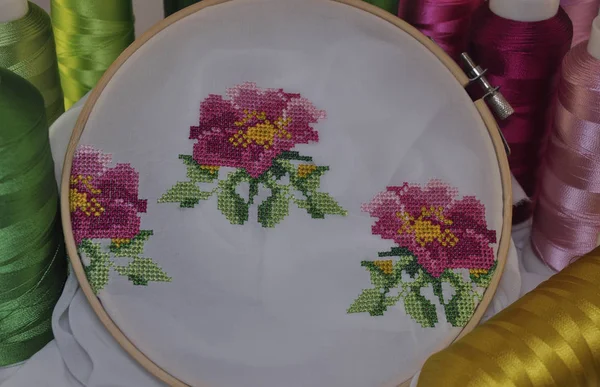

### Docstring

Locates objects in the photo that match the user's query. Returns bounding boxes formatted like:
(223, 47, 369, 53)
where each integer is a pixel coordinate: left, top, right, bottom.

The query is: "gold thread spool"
(418, 247, 600, 387)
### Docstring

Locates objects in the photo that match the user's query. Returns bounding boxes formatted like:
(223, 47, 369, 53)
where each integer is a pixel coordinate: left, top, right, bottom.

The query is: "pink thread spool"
(561, 0, 600, 46)
(532, 16, 600, 271)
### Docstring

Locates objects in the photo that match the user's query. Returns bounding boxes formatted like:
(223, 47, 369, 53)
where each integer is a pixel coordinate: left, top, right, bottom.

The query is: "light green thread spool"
(51, 0, 135, 109)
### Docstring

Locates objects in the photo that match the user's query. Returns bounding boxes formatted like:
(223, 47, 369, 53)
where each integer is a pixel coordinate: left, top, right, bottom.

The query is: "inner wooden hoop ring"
(60, 1, 513, 385)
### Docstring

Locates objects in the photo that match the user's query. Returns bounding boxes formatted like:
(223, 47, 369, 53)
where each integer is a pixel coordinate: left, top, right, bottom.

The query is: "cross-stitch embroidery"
(70, 146, 171, 293)
(159, 82, 347, 227)
(348, 180, 497, 328)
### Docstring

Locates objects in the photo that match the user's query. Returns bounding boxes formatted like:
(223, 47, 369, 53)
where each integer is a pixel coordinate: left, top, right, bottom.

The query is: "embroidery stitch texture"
(159, 82, 347, 227)
(348, 180, 497, 328)
(71, 146, 171, 293)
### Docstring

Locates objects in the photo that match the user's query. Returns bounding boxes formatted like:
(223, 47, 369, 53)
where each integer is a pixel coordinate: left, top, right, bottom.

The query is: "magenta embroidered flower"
(70, 146, 148, 245)
(361, 180, 496, 278)
(190, 82, 326, 178)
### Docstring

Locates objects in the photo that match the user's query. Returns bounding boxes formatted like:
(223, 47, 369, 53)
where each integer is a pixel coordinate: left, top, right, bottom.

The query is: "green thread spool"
(164, 0, 202, 17)
(0, 2, 64, 125)
(364, 0, 399, 13)
(0, 68, 67, 366)
(51, 0, 135, 110)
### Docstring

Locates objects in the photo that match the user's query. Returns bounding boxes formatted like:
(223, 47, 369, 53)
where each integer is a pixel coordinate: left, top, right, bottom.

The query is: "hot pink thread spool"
(397, 0, 482, 61)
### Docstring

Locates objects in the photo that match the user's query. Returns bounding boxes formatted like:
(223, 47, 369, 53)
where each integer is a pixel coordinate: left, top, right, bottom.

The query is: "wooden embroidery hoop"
(60, 0, 513, 385)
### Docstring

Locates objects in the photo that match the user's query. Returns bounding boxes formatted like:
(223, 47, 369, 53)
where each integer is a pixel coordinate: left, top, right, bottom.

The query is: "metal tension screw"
(460, 52, 513, 154)
(460, 53, 514, 121)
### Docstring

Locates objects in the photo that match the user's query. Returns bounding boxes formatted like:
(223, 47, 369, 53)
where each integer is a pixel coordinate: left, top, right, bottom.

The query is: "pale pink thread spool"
(532, 16, 600, 270)
(561, 0, 600, 46)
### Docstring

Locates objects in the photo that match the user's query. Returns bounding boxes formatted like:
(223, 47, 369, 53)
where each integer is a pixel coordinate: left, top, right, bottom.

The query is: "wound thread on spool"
(398, 0, 484, 61)
(363, 0, 399, 13)
(532, 31, 600, 271)
(561, 0, 600, 46)
(51, 0, 135, 110)
(0, 68, 67, 366)
(469, 3, 572, 206)
(164, 0, 202, 17)
(0, 2, 64, 125)
(417, 247, 600, 386)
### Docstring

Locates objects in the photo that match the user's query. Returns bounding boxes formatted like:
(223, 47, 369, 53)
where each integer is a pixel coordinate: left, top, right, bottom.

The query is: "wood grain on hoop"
(60, 1, 512, 386)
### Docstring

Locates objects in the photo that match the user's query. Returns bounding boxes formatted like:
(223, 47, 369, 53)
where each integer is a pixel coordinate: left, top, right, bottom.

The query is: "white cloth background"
(0, 96, 554, 387)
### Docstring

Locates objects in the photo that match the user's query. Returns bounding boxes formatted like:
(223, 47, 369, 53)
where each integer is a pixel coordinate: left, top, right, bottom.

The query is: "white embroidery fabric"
(54, 1, 505, 386)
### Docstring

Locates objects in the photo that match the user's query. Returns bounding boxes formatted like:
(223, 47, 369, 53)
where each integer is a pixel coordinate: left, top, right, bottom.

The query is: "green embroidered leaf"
(268, 161, 291, 180)
(79, 240, 112, 294)
(469, 260, 497, 288)
(362, 260, 401, 289)
(179, 154, 218, 183)
(444, 286, 476, 327)
(217, 177, 250, 225)
(114, 257, 171, 286)
(347, 288, 386, 315)
(110, 230, 153, 258)
(304, 192, 347, 218)
(378, 247, 413, 258)
(383, 294, 403, 307)
(403, 291, 438, 328)
(277, 151, 313, 162)
(158, 181, 212, 207)
(293, 166, 329, 193)
(258, 188, 290, 228)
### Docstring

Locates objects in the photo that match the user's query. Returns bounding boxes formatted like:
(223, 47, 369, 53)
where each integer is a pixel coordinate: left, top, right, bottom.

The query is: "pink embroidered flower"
(362, 180, 496, 278)
(70, 146, 147, 245)
(190, 82, 326, 178)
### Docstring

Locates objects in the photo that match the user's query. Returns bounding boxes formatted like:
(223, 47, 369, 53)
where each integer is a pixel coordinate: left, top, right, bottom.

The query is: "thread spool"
(51, 0, 135, 110)
(363, 0, 399, 13)
(0, 1, 64, 125)
(397, 0, 482, 60)
(532, 17, 600, 271)
(417, 247, 600, 386)
(469, 0, 572, 221)
(0, 68, 67, 366)
(164, 0, 202, 17)
(561, 0, 600, 46)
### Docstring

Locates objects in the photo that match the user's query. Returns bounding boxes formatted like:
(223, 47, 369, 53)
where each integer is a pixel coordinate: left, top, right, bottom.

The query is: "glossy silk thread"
(469, 5, 572, 199)
(561, 0, 600, 46)
(164, 0, 202, 17)
(363, 0, 399, 14)
(0, 68, 67, 366)
(418, 248, 600, 387)
(51, 0, 135, 110)
(532, 43, 600, 271)
(398, 0, 484, 61)
(0, 2, 63, 125)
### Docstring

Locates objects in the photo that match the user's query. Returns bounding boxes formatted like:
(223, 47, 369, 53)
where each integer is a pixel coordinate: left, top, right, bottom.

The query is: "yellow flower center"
(112, 238, 131, 248)
(374, 260, 394, 274)
(297, 164, 317, 178)
(69, 175, 105, 217)
(229, 110, 292, 149)
(200, 165, 220, 174)
(397, 206, 458, 248)
(469, 268, 488, 278)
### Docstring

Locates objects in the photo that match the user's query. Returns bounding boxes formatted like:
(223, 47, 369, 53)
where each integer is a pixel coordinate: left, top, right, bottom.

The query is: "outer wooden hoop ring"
(60, 1, 512, 386)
